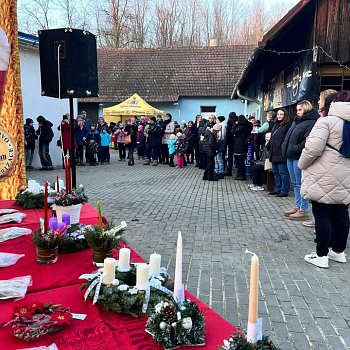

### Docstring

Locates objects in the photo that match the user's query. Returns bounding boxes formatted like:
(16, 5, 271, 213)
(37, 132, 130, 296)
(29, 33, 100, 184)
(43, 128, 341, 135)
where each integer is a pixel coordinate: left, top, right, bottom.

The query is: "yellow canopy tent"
(103, 93, 165, 124)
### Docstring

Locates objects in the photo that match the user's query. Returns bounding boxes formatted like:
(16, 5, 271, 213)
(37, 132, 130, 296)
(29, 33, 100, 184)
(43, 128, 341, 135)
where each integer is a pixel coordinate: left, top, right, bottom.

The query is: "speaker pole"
(69, 95, 77, 190)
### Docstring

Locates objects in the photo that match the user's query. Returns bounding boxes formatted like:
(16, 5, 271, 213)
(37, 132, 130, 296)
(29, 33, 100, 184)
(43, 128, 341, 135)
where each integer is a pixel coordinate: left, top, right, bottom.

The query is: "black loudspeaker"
(38, 28, 98, 99)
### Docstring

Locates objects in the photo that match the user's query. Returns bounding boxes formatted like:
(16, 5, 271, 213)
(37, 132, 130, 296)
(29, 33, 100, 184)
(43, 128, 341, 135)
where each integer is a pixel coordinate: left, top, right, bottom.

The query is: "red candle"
(44, 181, 48, 234)
(64, 158, 68, 192)
(56, 176, 60, 192)
(67, 158, 71, 193)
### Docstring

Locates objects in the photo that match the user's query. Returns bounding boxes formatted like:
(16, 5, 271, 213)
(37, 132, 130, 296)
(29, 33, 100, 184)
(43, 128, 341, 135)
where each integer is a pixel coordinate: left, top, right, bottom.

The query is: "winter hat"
(90, 124, 96, 129)
(169, 134, 176, 140)
(212, 124, 221, 131)
(176, 132, 183, 138)
(150, 116, 156, 123)
(26, 118, 33, 125)
(101, 126, 107, 131)
(138, 125, 144, 132)
(218, 116, 225, 122)
(37, 115, 46, 123)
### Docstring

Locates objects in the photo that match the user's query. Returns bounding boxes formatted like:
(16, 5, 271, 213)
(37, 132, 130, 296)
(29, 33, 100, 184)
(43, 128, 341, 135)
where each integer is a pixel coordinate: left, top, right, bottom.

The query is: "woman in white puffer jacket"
(299, 91, 350, 268)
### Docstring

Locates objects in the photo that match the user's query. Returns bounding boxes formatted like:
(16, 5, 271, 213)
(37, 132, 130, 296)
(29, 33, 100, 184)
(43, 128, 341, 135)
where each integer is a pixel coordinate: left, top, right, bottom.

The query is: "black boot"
(224, 169, 232, 176)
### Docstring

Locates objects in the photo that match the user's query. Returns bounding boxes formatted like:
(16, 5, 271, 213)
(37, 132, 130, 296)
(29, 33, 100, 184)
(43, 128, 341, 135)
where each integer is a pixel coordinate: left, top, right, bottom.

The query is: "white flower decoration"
(117, 284, 129, 291)
(128, 287, 138, 295)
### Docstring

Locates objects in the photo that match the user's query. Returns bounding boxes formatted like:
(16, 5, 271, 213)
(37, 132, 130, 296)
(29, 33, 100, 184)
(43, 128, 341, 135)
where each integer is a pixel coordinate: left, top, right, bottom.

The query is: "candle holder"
(36, 246, 58, 264)
(116, 263, 131, 272)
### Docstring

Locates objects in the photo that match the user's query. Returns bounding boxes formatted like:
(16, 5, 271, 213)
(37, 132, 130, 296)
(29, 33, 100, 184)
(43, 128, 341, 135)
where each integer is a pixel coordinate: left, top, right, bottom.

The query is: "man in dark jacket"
(225, 111, 237, 176)
(203, 124, 221, 181)
(144, 117, 162, 166)
(24, 118, 37, 170)
(36, 115, 54, 170)
(231, 115, 253, 180)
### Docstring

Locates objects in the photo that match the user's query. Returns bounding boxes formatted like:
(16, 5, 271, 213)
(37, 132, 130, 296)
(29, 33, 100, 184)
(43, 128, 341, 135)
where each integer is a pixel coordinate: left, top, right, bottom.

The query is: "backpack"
(326, 120, 350, 158)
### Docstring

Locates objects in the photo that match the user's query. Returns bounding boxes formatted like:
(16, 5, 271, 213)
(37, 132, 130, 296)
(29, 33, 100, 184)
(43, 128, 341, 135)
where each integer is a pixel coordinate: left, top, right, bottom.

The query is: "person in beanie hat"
(36, 115, 54, 170)
(24, 118, 37, 170)
(175, 132, 186, 168)
(203, 124, 221, 181)
(86, 124, 100, 165)
(144, 116, 162, 165)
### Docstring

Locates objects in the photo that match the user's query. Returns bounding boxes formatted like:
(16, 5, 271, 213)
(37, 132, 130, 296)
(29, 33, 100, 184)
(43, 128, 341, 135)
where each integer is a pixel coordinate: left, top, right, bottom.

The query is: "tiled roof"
(82, 45, 254, 103)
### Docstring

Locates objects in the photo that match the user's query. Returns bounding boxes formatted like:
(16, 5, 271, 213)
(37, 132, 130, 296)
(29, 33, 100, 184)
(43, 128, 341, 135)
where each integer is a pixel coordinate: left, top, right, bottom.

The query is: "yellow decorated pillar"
(0, 0, 26, 199)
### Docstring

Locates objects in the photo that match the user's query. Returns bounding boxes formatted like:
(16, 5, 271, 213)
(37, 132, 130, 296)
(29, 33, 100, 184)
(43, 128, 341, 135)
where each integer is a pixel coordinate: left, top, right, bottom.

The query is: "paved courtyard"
(30, 149, 350, 350)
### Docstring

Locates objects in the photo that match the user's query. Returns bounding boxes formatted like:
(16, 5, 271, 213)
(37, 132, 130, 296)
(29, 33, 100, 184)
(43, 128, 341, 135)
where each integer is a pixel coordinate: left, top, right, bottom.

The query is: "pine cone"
(162, 304, 177, 323)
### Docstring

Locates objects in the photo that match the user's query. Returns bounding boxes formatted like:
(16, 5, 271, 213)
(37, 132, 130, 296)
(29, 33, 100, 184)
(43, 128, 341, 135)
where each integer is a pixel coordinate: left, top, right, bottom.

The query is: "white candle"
(149, 253, 161, 276)
(55, 179, 65, 192)
(28, 180, 36, 191)
(174, 231, 184, 303)
(136, 264, 149, 290)
(102, 257, 116, 285)
(247, 252, 259, 344)
(117, 247, 130, 272)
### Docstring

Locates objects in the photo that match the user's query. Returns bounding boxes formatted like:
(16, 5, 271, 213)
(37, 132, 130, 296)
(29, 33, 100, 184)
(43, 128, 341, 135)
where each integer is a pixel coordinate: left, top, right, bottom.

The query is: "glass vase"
(36, 246, 58, 264)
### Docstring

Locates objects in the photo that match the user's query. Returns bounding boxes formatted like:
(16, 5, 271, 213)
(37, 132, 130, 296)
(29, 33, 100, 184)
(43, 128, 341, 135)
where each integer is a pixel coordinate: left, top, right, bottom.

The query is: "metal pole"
(69, 95, 77, 190)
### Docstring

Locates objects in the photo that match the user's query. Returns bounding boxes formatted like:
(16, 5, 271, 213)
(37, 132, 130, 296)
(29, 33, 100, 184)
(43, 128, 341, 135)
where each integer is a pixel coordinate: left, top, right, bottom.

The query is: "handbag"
(264, 159, 272, 171)
(125, 135, 131, 145)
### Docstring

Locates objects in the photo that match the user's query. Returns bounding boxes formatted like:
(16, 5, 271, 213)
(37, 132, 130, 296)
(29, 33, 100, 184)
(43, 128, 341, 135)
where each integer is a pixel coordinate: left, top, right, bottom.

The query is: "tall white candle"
(117, 247, 130, 272)
(247, 251, 259, 344)
(136, 264, 149, 290)
(28, 180, 36, 191)
(149, 253, 161, 276)
(174, 231, 184, 303)
(102, 257, 116, 285)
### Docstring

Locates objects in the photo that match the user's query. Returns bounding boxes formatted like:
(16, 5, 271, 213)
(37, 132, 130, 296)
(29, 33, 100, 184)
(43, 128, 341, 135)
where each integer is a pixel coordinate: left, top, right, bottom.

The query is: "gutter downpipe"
(237, 89, 262, 119)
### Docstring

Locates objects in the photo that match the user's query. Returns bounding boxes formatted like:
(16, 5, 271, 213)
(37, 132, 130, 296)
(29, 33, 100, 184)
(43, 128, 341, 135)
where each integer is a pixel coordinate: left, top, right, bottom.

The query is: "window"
(201, 106, 216, 113)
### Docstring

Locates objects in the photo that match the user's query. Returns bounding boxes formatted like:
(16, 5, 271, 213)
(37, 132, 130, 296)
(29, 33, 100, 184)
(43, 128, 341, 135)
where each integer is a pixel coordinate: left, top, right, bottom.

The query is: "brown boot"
(288, 209, 309, 221)
(284, 207, 298, 217)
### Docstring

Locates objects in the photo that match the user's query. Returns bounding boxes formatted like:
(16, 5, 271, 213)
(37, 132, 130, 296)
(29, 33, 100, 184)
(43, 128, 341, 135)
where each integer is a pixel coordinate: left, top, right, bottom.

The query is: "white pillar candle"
(149, 253, 161, 276)
(136, 264, 149, 290)
(55, 179, 65, 192)
(174, 231, 184, 303)
(247, 252, 259, 344)
(102, 257, 116, 285)
(117, 247, 130, 272)
(28, 180, 36, 191)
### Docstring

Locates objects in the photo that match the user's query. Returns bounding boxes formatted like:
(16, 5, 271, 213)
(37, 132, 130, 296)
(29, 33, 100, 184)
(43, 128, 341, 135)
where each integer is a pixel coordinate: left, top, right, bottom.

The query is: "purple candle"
(58, 222, 66, 231)
(62, 214, 70, 225)
(49, 217, 58, 231)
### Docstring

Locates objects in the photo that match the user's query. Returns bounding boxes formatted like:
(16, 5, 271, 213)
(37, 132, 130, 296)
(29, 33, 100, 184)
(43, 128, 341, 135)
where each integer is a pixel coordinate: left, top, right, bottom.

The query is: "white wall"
(19, 45, 77, 168)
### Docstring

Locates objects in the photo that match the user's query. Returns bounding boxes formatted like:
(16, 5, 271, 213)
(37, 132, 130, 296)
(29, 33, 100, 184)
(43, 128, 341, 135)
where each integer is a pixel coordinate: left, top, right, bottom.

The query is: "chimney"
(209, 36, 218, 47)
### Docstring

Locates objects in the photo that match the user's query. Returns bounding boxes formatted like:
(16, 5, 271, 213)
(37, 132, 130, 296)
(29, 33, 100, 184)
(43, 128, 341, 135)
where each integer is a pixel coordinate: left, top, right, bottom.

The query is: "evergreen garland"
(81, 267, 174, 317)
(218, 332, 282, 350)
(146, 298, 205, 349)
(14, 191, 46, 209)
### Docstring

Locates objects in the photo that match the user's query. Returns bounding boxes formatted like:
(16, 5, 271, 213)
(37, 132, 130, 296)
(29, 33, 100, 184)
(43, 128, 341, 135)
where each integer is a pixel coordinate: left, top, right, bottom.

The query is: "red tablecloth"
(0, 201, 237, 349)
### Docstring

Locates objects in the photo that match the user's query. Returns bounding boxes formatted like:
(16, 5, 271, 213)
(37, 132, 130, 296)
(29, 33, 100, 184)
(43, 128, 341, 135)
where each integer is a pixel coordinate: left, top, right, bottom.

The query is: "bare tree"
(20, 0, 52, 34)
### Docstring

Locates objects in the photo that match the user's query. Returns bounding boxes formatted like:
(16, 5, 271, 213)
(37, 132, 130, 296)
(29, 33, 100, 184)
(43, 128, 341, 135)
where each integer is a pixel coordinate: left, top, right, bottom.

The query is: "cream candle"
(246, 250, 259, 344)
(117, 247, 130, 272)
(136, 264, 149, 290)
(102, 257, 116, 285)
(174, 231, 184, 303)
(149, 253, 161, 276)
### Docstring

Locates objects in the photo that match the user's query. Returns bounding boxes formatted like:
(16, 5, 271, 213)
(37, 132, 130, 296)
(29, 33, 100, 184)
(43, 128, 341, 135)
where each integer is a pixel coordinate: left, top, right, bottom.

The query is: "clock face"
(0, 127, 17, 179)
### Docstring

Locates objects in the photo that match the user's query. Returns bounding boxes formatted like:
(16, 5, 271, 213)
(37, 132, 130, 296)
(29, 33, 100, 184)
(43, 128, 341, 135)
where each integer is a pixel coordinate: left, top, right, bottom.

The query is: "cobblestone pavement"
(29, 149, 350, 350)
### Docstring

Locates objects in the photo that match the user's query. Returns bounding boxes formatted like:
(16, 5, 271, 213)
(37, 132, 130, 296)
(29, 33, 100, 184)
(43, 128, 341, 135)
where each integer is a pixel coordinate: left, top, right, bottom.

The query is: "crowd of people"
(24, 90, 350, 269)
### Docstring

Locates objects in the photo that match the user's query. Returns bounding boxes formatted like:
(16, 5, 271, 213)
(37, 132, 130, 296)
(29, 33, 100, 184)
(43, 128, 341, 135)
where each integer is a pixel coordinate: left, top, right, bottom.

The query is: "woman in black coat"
(281, 101, 318, 220)
(268, 108, 292, 197)
(125, 117, 138, 166)
(231, 115, 253, 180)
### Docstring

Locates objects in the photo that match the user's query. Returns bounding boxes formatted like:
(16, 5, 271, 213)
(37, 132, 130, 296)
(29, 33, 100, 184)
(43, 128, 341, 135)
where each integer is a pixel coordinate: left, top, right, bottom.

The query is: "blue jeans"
(272, 162, 290, 194)
(38, 142, 53, 167)
(215, 152, 224, 174)
(287, 159, 308, 211)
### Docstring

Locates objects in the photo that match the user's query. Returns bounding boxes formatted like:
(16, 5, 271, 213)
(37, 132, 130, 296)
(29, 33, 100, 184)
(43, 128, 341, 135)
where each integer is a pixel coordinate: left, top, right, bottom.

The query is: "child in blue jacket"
(167, 134, 177, 167)
(99, 127, 111, 164)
